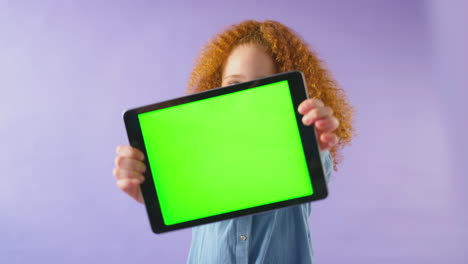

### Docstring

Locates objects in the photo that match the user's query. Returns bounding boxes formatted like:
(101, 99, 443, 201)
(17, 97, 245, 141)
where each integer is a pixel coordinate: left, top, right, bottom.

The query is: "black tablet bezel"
(123, 71, 328, 234)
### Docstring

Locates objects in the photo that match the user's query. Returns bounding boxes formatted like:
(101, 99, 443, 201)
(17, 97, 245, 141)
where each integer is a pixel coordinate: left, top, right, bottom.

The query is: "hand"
(298, 98, 340, 151)
(113, 145, 146, 204)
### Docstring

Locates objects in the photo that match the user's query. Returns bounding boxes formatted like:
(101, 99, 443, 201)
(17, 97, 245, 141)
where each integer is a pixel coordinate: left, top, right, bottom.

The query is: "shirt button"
(240, 235, 247, 241)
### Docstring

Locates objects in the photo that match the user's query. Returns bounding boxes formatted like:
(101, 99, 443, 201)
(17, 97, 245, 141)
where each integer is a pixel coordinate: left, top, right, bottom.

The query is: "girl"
(113, 20, 354, 263)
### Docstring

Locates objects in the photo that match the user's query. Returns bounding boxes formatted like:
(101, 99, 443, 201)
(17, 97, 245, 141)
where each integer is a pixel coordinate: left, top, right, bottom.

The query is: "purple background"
(1, 0, 467, 263)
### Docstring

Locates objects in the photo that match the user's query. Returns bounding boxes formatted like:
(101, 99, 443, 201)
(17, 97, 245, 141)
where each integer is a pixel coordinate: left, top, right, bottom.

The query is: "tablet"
(123, 71, 328, 234)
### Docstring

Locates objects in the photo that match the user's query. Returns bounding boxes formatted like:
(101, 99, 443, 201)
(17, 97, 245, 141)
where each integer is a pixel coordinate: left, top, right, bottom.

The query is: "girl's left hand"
(298, 98, 340, 151)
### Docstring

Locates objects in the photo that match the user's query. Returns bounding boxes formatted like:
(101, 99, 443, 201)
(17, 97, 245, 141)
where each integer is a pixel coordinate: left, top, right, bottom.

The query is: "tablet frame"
(123, 71, 328, 234)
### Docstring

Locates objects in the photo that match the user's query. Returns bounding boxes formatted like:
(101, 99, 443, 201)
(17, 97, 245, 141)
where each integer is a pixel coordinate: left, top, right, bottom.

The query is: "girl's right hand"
(113, 145, 146, 204)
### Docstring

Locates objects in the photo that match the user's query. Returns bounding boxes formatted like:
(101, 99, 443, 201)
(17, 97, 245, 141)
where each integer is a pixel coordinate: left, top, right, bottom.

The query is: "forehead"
(222, 44, 276, 78)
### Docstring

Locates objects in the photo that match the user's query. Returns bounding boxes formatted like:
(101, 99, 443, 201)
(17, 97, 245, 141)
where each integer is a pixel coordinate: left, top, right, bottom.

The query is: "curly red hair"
(187, 20, 354, 170)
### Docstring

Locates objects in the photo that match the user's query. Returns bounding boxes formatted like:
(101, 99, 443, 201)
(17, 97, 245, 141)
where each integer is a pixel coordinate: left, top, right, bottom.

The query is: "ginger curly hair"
(187, 20, 354, 171)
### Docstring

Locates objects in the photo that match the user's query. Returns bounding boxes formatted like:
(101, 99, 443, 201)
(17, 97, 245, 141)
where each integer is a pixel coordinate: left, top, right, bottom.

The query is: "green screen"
(138, 80, 313, 225)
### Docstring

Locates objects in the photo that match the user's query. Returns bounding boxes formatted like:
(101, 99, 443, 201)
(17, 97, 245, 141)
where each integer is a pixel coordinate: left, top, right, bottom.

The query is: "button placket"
(235, 216, 252, 263)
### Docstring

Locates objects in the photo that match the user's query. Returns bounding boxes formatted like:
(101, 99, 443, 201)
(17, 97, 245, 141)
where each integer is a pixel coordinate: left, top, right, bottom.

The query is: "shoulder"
(320, 150, 334, 182)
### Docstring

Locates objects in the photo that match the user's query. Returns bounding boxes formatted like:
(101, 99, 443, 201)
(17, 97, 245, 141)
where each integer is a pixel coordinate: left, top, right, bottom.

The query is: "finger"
(116, 145, 145, 160)
(115, 156, 146, 173)
(315, 116, 340, 132)
(117, 179, 144, 204)
(113, 168, 145, 182)
(298, 98, 324, 114)
(318, 132, 339, 151)
(302, 106, 333, 126)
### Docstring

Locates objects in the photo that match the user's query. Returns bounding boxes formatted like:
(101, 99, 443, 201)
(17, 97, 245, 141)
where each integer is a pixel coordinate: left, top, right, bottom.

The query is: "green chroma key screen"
(138, 80, 313, 225)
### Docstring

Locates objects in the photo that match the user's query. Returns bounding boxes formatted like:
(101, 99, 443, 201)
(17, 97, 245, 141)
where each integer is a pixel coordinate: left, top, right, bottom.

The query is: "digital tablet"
(123, 71, 328, 234)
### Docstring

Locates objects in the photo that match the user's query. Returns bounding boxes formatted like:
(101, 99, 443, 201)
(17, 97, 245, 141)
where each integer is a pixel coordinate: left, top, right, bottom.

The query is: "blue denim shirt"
(187, 151, 333, 264)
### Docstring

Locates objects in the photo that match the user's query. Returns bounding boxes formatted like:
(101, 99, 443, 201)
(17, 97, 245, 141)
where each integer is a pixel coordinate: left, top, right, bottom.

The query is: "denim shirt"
(187, 151, 333, 264)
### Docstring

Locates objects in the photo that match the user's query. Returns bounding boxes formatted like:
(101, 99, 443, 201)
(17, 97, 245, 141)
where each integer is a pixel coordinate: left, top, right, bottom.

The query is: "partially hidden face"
(221, 44, 276, 87)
